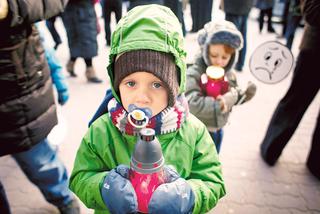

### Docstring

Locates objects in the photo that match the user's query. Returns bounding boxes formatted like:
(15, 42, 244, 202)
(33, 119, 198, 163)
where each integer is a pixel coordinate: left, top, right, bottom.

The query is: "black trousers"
(0, 181, 10, 214)
(163, 0, 186, 35)
(101, 0, 123, 45)
(190, 0, 212, 32)
(46, 15, 62, 45)
(258, 8, 274, 32)
(128, 0, 164, 11)
(260, 49, 320, 178)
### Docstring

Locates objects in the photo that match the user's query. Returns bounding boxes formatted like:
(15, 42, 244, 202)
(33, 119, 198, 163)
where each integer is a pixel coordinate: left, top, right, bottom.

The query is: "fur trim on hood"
(197, 20, 243, 71)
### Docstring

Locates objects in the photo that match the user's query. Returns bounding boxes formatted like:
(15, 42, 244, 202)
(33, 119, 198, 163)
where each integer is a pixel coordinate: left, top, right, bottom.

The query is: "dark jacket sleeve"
(7, 0, 67, 27)
(88, 89, 113, 127)
(303, 0, 320, 27)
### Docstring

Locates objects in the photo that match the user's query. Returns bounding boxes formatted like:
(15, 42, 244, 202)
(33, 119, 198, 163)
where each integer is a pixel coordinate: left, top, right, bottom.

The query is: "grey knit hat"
(197, 20, 243, 70)
(114, 50, 179, 107)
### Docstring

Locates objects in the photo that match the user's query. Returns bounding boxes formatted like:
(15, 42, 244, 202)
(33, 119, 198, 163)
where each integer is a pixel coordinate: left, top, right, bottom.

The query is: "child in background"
(44, 44, 69, 106)
(185, 20, 256, 153)
(69, 5, 225, 214)
(37, 23, 69, 106)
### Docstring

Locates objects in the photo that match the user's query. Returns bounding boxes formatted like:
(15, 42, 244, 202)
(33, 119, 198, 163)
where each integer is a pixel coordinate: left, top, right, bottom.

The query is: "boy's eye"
(126, 81, 136, 87)
(152, 82, 162, 89)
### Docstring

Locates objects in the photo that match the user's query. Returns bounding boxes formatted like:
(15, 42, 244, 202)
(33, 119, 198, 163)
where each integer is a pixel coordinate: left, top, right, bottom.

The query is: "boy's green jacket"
(69, 5, 226, 214)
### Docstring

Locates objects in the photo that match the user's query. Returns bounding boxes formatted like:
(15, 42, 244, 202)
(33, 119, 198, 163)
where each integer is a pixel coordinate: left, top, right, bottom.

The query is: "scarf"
(108, 96, 188, 136)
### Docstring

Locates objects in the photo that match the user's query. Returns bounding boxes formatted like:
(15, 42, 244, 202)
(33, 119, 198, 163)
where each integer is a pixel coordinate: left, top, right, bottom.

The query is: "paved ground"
(1, 3, 319, 214)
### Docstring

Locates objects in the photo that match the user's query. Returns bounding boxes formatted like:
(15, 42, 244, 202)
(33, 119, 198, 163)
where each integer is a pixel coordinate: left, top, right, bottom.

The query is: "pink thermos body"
(129, 128, 165, 213)
(201, 66, 229, 98)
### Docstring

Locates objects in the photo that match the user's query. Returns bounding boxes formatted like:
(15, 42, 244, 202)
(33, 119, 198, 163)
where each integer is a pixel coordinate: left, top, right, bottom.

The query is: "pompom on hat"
(114, 50, 179, 107)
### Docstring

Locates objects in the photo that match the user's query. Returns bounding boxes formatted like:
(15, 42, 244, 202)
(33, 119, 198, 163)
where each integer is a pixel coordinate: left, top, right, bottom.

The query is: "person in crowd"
(46, 15, 63, 50)
(185, 20, 256, 153)
(0, 182, 10, 214)
(101, 0, 123, 46)
(37, 23, 70, 106)
(189, 0, 213, 32)
(260, 0, 319, 180)
(61, 0, 102, 83)
(69, 5, 225, 214)
(255, 0, 277, 33)
(127, 0, 164, 10)
(0, 0, 80, 213)
(221, 0, 254, 72)
(164, 0, 186, 36)
(279, 0, 291, 37)
(284, 0, 303, 50)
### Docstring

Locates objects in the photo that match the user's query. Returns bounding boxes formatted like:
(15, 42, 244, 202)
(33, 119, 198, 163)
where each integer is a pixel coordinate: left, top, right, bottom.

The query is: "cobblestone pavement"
(0, 4, 319, 214)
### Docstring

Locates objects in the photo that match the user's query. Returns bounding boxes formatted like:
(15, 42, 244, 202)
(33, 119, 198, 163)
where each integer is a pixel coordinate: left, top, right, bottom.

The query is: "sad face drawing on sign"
(249, 41, 294, 84)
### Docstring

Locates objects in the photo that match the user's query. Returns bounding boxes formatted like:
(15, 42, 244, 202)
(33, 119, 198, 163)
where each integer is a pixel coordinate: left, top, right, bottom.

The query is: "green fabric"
(70, 114, 226, 214)
(70, 5, 225, 214)
(107, 4, 187, 102)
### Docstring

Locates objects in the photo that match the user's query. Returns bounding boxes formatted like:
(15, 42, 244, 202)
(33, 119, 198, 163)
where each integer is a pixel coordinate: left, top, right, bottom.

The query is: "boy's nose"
(135, 88, 151, 104)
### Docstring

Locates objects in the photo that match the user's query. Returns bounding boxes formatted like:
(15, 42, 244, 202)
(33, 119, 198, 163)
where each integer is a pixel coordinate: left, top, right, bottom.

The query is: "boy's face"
(119, 71, 168, 117)
(208, 44, 232, 68)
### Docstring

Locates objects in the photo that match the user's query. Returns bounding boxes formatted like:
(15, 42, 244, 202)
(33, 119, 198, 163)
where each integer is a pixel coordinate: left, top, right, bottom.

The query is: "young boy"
(185, 20, 256, 153)
(69, 5, 225, 214)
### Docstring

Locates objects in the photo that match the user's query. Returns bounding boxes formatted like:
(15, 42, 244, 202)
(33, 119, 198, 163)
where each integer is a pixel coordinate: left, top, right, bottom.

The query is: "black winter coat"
(0, 0, 67, 156)
(61, 0, 98, 59)
(223, 0, 254, 15)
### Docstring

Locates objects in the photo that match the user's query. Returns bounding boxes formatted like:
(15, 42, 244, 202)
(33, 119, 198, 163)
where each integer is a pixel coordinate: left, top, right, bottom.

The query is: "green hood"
(107, 4, 187, 102)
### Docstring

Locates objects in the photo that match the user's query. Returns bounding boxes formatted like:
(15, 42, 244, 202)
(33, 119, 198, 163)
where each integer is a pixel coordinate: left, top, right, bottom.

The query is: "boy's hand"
(100, 165, 138, 214)
(215, 96, 225, 112)
(149, 166, 195, 214)
(163, 165, 180, 182)
(214, 87, 239, 113)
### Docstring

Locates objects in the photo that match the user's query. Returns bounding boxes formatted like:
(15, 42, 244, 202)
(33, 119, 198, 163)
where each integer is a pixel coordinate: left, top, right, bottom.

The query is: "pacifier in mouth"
(127, 104, 152, 128)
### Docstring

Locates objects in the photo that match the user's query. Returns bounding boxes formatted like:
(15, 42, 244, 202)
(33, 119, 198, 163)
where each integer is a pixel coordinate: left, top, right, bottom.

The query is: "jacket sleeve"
(45, 45, 68, 93)
(70, 116, 132, 212)
(303, 0, 320, 27)
(7, 0, 67, 27)
(186, 117, 226, 213)
(185, 58, 217, 120)
(88, 89, 113, 127)
(69, 128, 110, 211)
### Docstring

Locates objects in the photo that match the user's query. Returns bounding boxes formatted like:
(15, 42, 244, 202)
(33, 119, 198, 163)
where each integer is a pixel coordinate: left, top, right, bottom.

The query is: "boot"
(85, 66, 102, 83)
(54, 41, 62, 50)
(267, 8, 276, 33)
(66, 60, 77, 77)
(258, 11, 264, 33)
(258, 20, 263, 33)
(267, 25, 276, 33)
